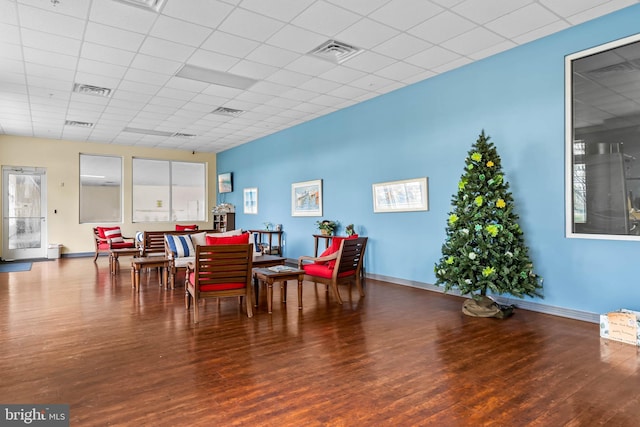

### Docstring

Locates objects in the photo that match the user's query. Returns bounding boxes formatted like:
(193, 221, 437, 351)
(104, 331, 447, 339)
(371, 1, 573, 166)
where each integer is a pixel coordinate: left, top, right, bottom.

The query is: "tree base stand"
(462, 296, 514, 319)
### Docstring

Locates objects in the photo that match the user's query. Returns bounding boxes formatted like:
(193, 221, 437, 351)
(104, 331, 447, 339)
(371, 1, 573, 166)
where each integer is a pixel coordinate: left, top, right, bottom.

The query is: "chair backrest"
(193, 244, 253, 292)
(333, 237, 367, 279)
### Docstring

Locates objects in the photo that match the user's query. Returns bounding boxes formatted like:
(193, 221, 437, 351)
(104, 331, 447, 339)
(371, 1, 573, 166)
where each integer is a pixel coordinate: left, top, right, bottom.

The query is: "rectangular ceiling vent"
(172, 132, 196, 139)
(308, 39, 363, 64)
(123, 127, 173, 137)
(65, 120, 94, 128)
(112, 0, 167, 12)
(212, 107, 245, 117)
(73, 83, 112, 98)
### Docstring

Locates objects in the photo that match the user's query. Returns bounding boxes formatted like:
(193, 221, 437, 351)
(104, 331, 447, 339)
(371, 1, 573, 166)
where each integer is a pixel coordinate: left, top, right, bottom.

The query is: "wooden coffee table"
(130, 257, 169, 292)
(110, 247, 140, 275)
(253, 267, 305, 314)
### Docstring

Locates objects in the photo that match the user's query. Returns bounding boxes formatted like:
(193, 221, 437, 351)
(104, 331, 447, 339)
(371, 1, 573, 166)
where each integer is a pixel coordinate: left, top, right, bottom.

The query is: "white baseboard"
(365, 273, 600, 324)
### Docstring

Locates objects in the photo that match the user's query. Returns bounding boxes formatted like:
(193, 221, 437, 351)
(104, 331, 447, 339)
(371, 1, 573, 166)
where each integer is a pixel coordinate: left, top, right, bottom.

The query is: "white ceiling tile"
(78, 58, 128, 80)
(285, 55, 336, 76)
(431, 0, 466, 7)
(405, 45, 461, 70)
(327, 84, 370, 99)
(441, 27, 506, 56)
(129, 53, 183, 75)
(540, 0, 612, 17)
(335, 18, 399, 49)
(342, 51, 395, 73)
(298, 77, 342, 93)
(218, 8, 285, 42)
(452, 0, 534, 25)
(163, 0, 235, 28)
(319, 66, 367, 84)
(325, 0, 392, 15)
(84, 22, 146, 52)
(164, 76, 209, 93)
(186, 49, 240, 72)
(265, 69, 314, 87)
(409, 11, 476, 45)
(431, 56, 472, 74)
(0, 22, 21, 44)
(18, 4, 86, 38)
(0, 1, 18, 25)
(485, 3, 560, 39)
(150, 15, 213, 47)
(88, 0, 157, 34)
(22, 47, 77, 70)
(292, 1, 361, 36)
(201, 31, 261, 58)
(81, 42, 136, 67)
(309, 93, 345, 107)
(375, 61, 425, 81)
(139, 37, 196, 63)
(369, 0, 443, 31)
(123, 68, 171, 86)
(565, 0, 638, 25)
(281, 87, 318, 102)
(20, 28, 81, 57)
(24, 62, 75, 81)
(349, 74, 395, 91)
(19, 0, 91, 20)
(118, 80, 161, 96)
(228, 59, 278, 80)
(267, 24, 327, 54)
(239, 0, 315, 21)
(246, 44, 300, 68)
(402, 70, 436, 85)
(374, 33, 432, 60)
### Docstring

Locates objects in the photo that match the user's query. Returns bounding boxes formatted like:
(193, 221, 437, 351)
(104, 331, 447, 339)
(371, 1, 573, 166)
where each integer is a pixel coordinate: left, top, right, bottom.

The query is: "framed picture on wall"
(243, 187, 258, 214)
(291, 179, 322, 217)
(218, 172, 233, 193)
(372, 177, 429, 213)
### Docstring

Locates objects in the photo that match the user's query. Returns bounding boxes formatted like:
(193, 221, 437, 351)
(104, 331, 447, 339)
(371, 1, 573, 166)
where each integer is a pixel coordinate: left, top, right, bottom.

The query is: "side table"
(131, 257, 169, 292)
(110, 247, 140, 275)
(253, 267, 305, 313)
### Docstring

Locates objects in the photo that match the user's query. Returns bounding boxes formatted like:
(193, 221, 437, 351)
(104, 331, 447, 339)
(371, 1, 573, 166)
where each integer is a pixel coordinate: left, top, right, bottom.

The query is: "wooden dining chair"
(185, 243, 254, 322)
(298, 236, 368, 304)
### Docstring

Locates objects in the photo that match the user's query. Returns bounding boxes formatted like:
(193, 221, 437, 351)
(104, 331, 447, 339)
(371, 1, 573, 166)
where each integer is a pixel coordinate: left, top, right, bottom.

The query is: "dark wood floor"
(1, 257, 638, 426)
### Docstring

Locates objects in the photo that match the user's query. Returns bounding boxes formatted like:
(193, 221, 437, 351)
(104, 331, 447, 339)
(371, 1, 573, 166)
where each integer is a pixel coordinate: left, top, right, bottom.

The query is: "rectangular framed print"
(373, 177, 429, 213)
(291, 179, 322, 217)
(243, 187, 258, 214)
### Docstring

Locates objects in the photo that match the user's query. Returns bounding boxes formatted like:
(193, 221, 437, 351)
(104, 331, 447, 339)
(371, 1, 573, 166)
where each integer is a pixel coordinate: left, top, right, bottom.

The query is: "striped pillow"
(165, 234, 195, 258)
(103, 227, 124, 243)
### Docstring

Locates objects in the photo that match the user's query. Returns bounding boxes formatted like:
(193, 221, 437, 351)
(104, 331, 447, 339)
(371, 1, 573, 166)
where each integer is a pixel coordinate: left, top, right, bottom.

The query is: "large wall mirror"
(566, 33, 640, 240)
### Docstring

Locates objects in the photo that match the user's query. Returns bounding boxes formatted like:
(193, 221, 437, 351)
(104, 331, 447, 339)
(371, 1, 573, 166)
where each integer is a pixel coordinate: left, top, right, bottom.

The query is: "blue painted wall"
(218, 5, 640, 316)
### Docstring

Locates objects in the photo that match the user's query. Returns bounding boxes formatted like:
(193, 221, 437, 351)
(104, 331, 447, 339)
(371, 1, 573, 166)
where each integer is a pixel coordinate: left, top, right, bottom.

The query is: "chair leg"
(185, 288, 191, 309)
(194, 298, 199, 323)
(245, 294, 253, 318)
(93, 251, 99, 262)
(331, 282, 344, 304)
(355, 276, 365, 297)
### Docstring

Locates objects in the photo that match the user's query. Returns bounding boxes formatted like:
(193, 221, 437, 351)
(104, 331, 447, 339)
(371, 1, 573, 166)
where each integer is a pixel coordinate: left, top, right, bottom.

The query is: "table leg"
(281, 280, 287, 303)
(253, 275, 259, 307)
(163, 267, 168, 289)
(267, 280, 273, 314)
(298, 276, 303, 309)
(134, 267, 140, 292)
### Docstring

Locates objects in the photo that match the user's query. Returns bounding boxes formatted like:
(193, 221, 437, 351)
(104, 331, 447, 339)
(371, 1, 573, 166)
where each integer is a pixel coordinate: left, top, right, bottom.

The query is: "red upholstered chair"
(298, 236, 367, 304)
(185, 243, 254, 323)
(93, 226, 135, 261)
(175, 224, 198, 231)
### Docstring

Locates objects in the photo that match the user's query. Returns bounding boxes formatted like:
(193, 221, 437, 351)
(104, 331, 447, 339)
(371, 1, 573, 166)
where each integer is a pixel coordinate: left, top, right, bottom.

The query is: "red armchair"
(93, 226, 135, 261)
(298, 236, 367, 304)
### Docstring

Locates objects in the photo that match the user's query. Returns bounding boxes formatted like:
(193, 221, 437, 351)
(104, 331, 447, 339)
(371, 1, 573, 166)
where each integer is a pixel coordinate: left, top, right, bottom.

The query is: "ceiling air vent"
(65, 120, 94, 128)
(172, 132, 196, 139)
(73, 83, 112, 98)
(308, 39, 363, 64)
(112, 0, 167, 12)
(212, 107, 245, 117)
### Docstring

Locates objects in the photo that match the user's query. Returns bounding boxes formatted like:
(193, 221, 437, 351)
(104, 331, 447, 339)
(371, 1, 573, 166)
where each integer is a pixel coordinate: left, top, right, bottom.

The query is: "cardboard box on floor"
(600, 309, 640, 346)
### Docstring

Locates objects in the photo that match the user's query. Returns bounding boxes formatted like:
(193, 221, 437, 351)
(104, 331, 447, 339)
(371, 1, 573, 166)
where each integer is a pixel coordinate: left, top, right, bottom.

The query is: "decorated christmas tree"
(434, 131, 543, 299)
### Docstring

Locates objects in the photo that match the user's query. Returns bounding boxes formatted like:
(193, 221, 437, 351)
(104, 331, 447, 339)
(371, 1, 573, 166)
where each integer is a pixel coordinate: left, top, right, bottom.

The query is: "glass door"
(2, 166, 47, 260)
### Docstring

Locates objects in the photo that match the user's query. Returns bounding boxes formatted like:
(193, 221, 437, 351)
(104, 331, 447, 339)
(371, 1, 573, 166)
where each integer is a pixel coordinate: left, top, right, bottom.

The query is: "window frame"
(79, 153, 123, 224)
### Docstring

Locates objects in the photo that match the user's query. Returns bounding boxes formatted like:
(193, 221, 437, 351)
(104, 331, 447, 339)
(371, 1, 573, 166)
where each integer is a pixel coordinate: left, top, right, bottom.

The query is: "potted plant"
(315, 219, 338, 236)
(345, 224, 356, 236)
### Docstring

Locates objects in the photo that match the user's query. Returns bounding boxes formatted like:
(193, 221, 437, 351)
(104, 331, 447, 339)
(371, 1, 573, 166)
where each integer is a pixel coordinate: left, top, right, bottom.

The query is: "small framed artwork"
(372, 177, 429, 213)
(291, 179, 322, 217)
(243, 187, 258, 214)
(218, 172, 233, 193)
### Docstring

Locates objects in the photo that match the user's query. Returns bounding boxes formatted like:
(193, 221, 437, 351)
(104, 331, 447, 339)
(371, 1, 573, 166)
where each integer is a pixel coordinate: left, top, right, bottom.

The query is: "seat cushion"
(110, 241, 135, 249)
(165, 234, 195, 257)
(206, 233, 250, 245)
(303, 263, 356, 279)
